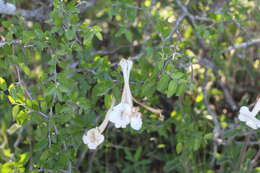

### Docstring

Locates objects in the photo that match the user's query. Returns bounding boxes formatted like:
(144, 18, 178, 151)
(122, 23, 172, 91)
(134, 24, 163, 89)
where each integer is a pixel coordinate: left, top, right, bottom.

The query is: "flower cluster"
(108, 59, 142, 130)
(238, 98, 260, 129)
(82, 59, 163, 150)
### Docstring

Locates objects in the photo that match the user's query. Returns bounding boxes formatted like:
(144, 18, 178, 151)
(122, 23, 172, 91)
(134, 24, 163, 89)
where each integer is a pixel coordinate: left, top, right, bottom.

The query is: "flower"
(0, 0, 16, 15)
(108, 59, 136, 128)
(130, 107, 142, 130)
(82, 128, 104, 150)
(83, 99, 115, 149)
(238, 99, 260, 130)
(251, 98, 260, 116)
(108, 103, 131, 128)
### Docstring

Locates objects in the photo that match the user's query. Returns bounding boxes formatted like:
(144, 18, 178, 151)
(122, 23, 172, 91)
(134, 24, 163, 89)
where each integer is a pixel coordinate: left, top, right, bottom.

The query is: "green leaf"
(12, 105, 20, 118)
(157, 74, 170, 93)
(65, 29, 76, 41)
(176, 84, 186, 96)
(18, 153, 29, 165)
(124, 30, 133, 42)
(134, 146, 142, 161)
(204, 133, 213, 140)
(176, 143, 183, 154)
(8, 96, 16, 104)
(92, 80, 114, 97)
(0, 77, 7, 90)
(16, 110, 27, 125)
(95, 32, 103, 41)
(167, 80, 177, 97)
(7, 123, 22, 135)
(104, 94, 113, 109)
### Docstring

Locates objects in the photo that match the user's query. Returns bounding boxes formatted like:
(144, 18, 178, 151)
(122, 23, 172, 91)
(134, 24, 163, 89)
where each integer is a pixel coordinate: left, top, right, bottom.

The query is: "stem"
(133, 97, 164, 120)
(250, 149, 260, 168)
(98, 98, 115, 133)
(237, 135, 251, 170)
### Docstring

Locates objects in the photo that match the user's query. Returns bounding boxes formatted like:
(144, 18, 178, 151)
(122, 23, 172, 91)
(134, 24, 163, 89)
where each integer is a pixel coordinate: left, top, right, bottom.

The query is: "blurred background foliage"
(0, 0, 260, 172)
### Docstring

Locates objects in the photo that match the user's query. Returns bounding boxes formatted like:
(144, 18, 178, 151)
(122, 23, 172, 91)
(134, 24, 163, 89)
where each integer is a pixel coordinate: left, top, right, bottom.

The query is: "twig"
(133, 97, 164, 121)
(176, 0, 206, 49)
(202, 69, 221, 167)
(36, 111, 49, 119)
(15, 65, 33, 100)
(14, 127, 23, 148)
(222, 38, 260, 53)
(214, 72, 238, 111)
(163, 13, 186, 43)
(15, 65, 50, 119)
(0, 0, 95, 21)
(93, 45, 131, 56)
(87, 150, 97, 173)
(63, 142, 72, 173)
(250, 149, 260, 168)
(76, 150, 87, 168)
(237, 135, 251, 171)
(196, 57, 238, 111)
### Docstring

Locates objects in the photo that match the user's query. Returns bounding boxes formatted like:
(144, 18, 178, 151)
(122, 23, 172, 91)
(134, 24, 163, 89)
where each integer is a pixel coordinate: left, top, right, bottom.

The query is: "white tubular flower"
(108, 103, 131, 128)
(108, 59, 134, 128)
(83, 99, 115, 149)
(251, 98, 260, 116)
(238, 99, 260, 130)
(82, 128, 104, 150)
(130, 108, 142, 130)
(0, 0, 16, 15)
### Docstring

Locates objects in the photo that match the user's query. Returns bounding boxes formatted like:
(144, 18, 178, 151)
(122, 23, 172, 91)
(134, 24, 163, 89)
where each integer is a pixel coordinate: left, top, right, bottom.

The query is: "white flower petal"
(82, 134, 88, 144)
(88, 143, 98, 150)
(246, 120, 258, 130)
(108, 103, 131, 128)
(252, 99, 260, 116)
(82, 128, 104, 149)
(238, 106, 260, 129)
(131, 116, 142, 130)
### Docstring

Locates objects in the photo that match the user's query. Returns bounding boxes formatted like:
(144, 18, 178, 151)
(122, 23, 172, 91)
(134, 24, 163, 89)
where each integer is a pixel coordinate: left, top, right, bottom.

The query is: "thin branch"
(133, 97, 164, 121)
(237, 135, 251, 171)
(0, 0, 95, 21)
(196, 57, 238, 110)
(14, 127, 23, 148)
(176, 0, 206, 49)
(163, 13, 186, 43)
(222, 38, 260, 53)
(87, 150, 97, 173)
(202, 69, 221, 167)
(0, 40, 21, 48)
(14, 65, 49, 119)
(15, 65, 33, 100)
(250, 149, 260, 168)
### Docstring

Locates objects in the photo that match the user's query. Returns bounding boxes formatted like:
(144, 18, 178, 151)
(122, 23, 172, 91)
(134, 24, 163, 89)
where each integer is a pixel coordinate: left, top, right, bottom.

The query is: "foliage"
(0, 0, 260, 172)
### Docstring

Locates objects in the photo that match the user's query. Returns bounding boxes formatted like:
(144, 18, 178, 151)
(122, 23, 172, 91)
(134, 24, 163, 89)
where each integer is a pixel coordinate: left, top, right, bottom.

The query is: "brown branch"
(251, 149, 260, 168)
(222, 38, 260, 53)
(133, 97, 164, 121)
(163, 13, 186, 43)
(14, 65, 49, 119)
(237, 135, 251, 171)
(15, 65, 33, 100)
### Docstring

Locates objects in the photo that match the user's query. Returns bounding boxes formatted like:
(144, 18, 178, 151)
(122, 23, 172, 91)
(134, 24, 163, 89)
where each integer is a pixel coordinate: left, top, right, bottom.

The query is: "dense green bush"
(0, 0, 260, 172)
